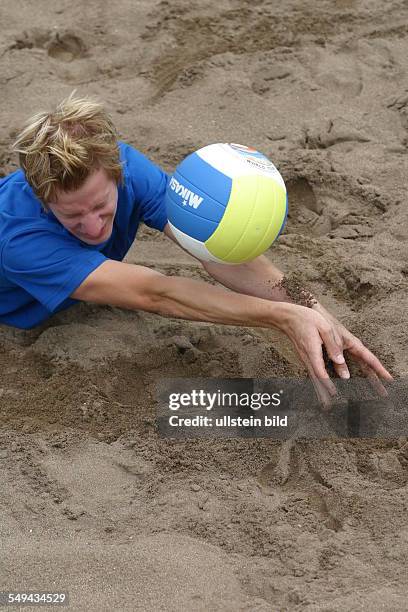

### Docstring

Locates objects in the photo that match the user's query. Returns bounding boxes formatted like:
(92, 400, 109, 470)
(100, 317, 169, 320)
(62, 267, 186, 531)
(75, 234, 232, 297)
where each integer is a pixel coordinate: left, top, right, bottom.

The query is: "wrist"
(266, 301, 299, 332)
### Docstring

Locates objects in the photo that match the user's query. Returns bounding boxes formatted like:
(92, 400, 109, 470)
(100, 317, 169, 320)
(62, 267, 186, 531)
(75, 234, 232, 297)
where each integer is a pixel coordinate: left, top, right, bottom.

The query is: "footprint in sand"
(11, 28, 87, 63)
(285, 177, 333, 237)
(47, 31, 87, 62)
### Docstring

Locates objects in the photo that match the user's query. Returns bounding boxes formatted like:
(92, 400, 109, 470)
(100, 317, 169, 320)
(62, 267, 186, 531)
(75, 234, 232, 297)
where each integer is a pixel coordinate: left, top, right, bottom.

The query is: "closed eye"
(63, 202, 106, 220)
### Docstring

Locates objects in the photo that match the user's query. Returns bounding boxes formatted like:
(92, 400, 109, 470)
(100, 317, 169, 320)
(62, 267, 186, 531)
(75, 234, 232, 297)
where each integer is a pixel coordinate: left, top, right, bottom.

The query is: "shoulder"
(0, 168, 26, 188)
(0, 168, 44, 217)
(118, 141, 147, 171)
(0, 170, 56, 254)
(0, 169, 34, 203)
(118, 141, 167, 182)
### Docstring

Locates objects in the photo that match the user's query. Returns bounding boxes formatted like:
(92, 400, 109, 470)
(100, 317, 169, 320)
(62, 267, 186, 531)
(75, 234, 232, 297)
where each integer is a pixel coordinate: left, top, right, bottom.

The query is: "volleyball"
(165, 143, 287, 264)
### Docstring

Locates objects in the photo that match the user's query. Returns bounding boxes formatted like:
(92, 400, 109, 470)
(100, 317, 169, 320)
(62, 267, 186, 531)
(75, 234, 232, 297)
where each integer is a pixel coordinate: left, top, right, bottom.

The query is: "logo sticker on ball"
(228, 143, 278, 174)
(229, 143, 260, 155)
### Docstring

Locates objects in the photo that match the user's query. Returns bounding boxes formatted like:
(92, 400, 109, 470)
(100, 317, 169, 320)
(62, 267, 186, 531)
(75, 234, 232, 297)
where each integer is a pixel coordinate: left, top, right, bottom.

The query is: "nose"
(80, 213, 104, 238)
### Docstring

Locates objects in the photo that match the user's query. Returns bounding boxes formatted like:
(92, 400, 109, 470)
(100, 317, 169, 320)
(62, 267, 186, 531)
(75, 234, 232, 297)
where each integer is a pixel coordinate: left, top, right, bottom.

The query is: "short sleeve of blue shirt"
(121, 143, 169, 232)
(1, 226, 107, 313)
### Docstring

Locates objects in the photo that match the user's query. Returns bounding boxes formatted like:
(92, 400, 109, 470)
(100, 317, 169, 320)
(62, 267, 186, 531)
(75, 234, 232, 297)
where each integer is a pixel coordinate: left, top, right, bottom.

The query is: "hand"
(312, 304, 393, 397)
(280, 303, 393, 409)
(280, 304, 346, 407)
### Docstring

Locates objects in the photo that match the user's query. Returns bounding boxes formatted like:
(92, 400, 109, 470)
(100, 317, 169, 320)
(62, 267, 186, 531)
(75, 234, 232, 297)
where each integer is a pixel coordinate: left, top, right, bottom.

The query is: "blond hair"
(12, 93, 123, 207)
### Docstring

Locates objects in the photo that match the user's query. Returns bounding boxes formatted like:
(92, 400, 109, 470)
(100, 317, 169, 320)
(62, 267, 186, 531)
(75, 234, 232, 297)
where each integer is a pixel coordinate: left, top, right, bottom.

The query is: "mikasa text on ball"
(165, 143, 287, 264)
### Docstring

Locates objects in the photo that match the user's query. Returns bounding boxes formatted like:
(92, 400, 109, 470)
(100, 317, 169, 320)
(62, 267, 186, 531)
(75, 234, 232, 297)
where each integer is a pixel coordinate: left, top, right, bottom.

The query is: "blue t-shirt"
(0, 142, 169, 329)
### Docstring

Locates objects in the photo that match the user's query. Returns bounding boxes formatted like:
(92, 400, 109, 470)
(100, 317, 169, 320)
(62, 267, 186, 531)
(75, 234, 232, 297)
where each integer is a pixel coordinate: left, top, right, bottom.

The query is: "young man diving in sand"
(0, 95, 392, 404)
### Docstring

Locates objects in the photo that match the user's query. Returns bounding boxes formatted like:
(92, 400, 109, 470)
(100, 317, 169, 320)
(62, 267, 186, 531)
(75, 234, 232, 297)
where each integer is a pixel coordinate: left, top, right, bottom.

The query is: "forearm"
(148, 270, 291, 330)
(203, 255, 317, 306)
(74, 260, 293, 331)
(203, 255, 289, 302)
(203, 255, 328, 314)
(166, 222, 316, 309)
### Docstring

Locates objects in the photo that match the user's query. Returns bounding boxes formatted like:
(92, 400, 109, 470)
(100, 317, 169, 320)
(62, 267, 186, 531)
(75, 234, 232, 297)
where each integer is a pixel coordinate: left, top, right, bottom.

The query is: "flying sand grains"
(275, 274, 317, 309)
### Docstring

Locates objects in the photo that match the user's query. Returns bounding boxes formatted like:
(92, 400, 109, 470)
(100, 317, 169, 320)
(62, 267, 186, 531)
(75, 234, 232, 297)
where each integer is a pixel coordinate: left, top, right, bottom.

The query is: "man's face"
(49, 168, 118, 245)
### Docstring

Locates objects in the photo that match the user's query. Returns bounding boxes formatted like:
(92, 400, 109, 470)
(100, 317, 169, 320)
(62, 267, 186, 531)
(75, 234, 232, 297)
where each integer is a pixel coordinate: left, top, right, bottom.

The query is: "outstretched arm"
(162, 224, 392, 392)
(70, 257, 354, 399)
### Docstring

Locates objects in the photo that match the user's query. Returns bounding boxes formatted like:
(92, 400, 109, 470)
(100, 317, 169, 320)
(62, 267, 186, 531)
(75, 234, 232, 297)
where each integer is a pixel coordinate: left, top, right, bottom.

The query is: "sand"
(1, 0, 408, 609)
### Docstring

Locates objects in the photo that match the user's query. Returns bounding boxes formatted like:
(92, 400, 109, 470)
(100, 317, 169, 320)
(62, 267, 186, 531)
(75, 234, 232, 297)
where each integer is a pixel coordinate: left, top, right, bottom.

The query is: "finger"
(332, 360, 350, 380)
(335, 355, 388, 398)
(325, 328, 350, 380)
(356, 360, 389, 398)
(348, 343, 393, 381)
(302, 347, 338, 408)
(319, 326, 350, 379)
(302, 356, 332, 410)
(307, 345, 338, 397)
(311, 376, 334, 412)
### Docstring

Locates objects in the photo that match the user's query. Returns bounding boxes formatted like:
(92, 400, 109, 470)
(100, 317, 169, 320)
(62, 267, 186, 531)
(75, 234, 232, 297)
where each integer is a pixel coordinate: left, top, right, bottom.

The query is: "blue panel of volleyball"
(166, 153, 232, 242)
